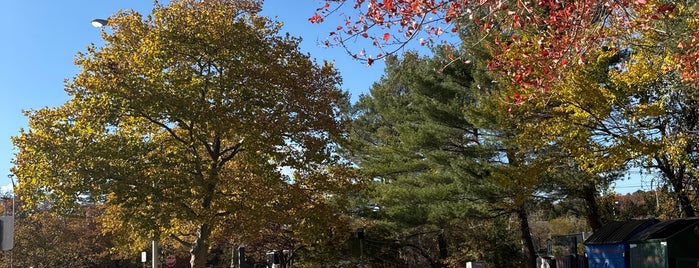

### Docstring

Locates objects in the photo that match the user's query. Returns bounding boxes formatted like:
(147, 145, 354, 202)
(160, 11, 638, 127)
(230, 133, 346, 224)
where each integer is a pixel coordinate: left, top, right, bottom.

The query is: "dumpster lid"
(584, 219, 658, 245)
(629, 218, 699, 242)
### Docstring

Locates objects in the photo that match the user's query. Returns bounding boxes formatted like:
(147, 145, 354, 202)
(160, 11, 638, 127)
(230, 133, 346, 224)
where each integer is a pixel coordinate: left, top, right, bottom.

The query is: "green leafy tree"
(348, 49, 496, 267)
(11, 1, 351, 267)
(347, 46, 547, 267)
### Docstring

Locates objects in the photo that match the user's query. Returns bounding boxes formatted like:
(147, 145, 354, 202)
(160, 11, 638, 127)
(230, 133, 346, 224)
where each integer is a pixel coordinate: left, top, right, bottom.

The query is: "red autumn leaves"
(309, 0, 693, 97)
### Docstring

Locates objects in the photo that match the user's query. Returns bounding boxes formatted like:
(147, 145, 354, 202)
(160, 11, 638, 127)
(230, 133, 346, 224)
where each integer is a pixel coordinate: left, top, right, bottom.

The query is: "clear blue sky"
(0, 0, 389, 192)
(0, 1, 642, 195)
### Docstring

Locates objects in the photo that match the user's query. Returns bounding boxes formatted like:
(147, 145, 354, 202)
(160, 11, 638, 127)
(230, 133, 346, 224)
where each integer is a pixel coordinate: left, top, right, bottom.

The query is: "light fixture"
(91, 19, 108, 28)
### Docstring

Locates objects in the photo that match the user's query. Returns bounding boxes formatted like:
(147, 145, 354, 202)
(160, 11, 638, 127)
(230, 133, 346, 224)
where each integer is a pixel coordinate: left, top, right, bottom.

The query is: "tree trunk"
(664, 166, 695, 217)
(437, 230, 448, 267)
(517, 207, 537, 268)
(676, 169, 696, 218)
(677, 190, 695, 217)
(581, 183, 603, 231)
(190, 223, 213, 268)
(656, 158, 696, 217)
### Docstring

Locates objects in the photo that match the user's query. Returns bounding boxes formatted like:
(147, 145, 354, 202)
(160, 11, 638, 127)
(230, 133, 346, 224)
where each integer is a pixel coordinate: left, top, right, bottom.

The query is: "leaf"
(317, 1, 330, 11)
(308, 13, 324, 23)
(383, 33, 390, 41)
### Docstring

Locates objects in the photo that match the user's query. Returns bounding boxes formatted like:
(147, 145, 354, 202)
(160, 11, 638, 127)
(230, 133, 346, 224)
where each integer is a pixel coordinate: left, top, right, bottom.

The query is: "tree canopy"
(11, 1, 353, 267)
(11, 0, 699, 267)
(346, 44, 569, 267)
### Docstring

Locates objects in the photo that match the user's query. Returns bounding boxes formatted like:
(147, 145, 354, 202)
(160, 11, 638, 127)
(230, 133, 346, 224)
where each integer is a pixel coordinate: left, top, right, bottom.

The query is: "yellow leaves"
(13, 1, 351, 264)
(610, 54, 663, 91)
(687, 15, 699, 29)
(633, 101, 665, 119)
(651, 132, 693, 168)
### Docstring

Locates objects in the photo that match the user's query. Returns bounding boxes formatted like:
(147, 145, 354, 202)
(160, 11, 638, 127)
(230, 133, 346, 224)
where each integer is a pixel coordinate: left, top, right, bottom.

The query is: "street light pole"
(153, 240, 159, 268)
(2, 195, 14, 268)
(89, 15, 159, 268)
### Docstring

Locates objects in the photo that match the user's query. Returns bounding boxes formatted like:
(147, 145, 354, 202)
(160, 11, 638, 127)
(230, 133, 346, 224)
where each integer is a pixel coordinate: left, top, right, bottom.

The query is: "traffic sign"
(166, 255, 177, 267)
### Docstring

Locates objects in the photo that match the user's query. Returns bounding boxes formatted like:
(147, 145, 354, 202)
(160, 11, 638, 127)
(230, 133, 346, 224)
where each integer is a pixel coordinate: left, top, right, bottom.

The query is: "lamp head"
(91, 19, 108, 28)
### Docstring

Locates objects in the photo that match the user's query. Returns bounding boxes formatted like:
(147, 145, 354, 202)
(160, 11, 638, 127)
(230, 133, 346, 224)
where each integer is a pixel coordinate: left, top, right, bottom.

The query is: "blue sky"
(0, 0, 389, 192)
(0, 1, 642, 195)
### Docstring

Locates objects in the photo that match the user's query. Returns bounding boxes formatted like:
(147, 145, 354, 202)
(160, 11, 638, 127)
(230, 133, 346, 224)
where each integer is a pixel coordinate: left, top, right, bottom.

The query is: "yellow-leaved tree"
(11, 0, 354, 267)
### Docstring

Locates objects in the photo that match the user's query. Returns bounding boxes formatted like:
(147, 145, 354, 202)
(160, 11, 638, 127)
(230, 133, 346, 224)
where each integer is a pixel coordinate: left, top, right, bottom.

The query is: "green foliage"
(345, 45, 556, 267)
